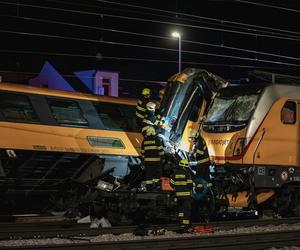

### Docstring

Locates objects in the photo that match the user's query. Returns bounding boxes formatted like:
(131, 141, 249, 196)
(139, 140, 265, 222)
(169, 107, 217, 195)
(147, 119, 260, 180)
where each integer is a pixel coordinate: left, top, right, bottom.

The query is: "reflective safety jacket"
(170, 167, 193, 197)
(141, 111, 163, 136)
(141, 135, 164, 166)
(135, 96, 149, 125)
(193, 138, 210, 165)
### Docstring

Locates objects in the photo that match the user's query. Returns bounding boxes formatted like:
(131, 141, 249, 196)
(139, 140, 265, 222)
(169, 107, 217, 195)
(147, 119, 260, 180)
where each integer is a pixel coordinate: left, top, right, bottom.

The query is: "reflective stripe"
(144, 140, 155, 145)
(144, 157, 161, 161)
(178, 213, 184, 217)
(144, 146, 160, 150)
(174, 181, 188, 185)
(196, 184, 203, 187)
(143, 119, 154, 125)
(157, 146, 163, 150)
(207, 183, 213, 187)
(141, 150, 144, 154)
(154, 120, 160, 125)
(137, 105, 146, 111)
(182, 220, 190, 225)
(170, 179, 175, 184)
(176, 191, 190, 196)
(196, 149, 204, 155)
(138, 100, 142, 105)
(187, 179, 193, 184)
(153, 178, 160, 183)
(135, 112, 144, 119)
(142, 126, 151, 132)
(197, 157, 210, 164)
(175, 174, 186, 178)
(146, 180, 153, 184)
(204, 145, 207, 150)
(159, 152, 164, 156)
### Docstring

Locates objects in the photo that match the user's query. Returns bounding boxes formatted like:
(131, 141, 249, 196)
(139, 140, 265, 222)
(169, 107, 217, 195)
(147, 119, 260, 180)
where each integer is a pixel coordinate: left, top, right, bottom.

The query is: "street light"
(172, 31, 181, 73)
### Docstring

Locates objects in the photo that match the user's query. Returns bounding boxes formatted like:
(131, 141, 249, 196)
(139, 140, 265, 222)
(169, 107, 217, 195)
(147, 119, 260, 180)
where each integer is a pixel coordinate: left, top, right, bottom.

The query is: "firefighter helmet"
(159, 88, 165, 97)
(179, 159, 189, 168)
(146, 126, 156, 136)
(146, 102, 156, 111)
(142, 88, 151, 96)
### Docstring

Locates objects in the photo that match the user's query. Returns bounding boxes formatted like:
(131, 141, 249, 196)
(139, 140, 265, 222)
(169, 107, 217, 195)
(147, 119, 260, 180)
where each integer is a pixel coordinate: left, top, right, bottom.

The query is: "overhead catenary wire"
(235, 0, 300, 14)
(1, 29, 300, 68)
(0, 70, 167, 84)
(2, 13, 300, 63)
(0, 1, 300, 42)
(94, 0, 300, 36)
(47, 0, 300, 38)
(1, 49, 294, 70)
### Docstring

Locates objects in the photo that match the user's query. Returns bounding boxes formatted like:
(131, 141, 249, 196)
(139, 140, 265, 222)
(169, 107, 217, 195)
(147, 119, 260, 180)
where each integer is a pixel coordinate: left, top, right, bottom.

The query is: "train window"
(48, 98, 88, 127)
(93, 102, 139, 132)
(0, 92, 39, 123)
(281, 101, 296, 124)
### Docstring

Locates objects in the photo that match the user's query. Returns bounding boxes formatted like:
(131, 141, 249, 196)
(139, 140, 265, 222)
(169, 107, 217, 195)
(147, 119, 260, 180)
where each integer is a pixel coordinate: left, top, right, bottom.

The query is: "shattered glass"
(206, 95, 258, 123)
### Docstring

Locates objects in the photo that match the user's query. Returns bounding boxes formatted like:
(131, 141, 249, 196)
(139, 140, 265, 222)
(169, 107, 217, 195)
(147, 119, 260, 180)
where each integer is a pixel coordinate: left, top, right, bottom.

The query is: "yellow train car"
(201, 83, 300, 215)
(0, 82, 142, 212)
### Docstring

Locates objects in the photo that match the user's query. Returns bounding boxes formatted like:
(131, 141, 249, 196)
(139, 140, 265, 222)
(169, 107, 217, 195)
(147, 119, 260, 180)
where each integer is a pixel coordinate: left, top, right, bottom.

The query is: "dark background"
(0, 0, 300, 96)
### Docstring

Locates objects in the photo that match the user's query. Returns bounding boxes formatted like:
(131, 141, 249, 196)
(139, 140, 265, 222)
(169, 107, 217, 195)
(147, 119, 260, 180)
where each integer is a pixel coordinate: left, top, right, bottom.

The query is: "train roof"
(219, 82, 300, 97)
(0, 82, 137, 105)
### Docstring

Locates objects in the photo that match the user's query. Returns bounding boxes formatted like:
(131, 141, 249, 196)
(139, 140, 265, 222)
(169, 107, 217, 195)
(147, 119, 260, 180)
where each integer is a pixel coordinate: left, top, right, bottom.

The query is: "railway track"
(1, 229, 300, 250)
(0, 216, 299, 240)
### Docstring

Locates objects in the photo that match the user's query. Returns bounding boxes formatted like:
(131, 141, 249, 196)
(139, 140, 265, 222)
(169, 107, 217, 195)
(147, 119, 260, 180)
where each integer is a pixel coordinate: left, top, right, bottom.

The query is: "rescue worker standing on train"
(141, 126, 165, 191)
(170, 159, 194, 233)
(141, 102, 164, 137)
(135, 88, 151, 129)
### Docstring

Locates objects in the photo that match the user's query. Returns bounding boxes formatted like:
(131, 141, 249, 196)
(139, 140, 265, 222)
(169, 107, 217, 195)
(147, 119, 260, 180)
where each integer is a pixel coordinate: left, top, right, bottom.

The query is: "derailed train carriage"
(0, 82, 145, 214)
(0, 68, 228, 224)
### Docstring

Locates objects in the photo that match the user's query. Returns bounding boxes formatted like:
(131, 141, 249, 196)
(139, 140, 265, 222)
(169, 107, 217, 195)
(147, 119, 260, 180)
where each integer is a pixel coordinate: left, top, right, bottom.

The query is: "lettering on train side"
(209, 139, 230, 146)
(32, 145, 47, 150)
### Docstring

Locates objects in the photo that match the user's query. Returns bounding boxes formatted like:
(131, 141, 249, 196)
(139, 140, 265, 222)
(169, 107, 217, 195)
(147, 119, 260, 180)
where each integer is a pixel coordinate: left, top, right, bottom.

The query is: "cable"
(94, 0, 300, 36)
(47, 0, 300, 38)
(1, 1, 299, 42)
(0, 50, 295, 71)
(1, 29, 300, 67)
(0, 70, 167, 84)
(235, 0, 300, 13)
(2, 14, 299, 62)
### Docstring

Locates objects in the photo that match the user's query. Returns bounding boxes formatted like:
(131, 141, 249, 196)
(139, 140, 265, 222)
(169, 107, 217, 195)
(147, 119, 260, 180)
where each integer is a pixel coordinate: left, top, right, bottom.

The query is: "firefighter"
(192, 134, 211, 182)
(141, 126, 164, 191)
(135, 88, 151, 128)
(141, 102, 164, 137)
(170, 159, 194, 231)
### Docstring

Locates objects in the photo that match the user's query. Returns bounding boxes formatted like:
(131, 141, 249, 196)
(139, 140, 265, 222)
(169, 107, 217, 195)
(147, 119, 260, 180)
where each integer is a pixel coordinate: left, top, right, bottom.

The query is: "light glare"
(172, 31, 180, 38)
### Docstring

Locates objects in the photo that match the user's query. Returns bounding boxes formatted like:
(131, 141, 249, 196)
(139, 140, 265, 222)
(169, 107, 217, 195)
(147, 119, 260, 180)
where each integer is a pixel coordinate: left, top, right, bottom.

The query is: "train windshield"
(203, 86, 262, 132)
(159, 69, 228, 142)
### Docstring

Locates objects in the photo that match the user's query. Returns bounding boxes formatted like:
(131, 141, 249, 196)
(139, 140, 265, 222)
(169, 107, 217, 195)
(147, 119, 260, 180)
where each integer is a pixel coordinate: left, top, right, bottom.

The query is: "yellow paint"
(220, 190, 275, 207)
(0, 82, 142, 156)
(0, 122, 141, 156)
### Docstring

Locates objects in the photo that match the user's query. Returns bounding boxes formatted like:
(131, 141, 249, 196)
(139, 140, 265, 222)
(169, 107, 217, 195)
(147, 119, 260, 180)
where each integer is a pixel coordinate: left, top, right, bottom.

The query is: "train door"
(280, 100, 299, 165)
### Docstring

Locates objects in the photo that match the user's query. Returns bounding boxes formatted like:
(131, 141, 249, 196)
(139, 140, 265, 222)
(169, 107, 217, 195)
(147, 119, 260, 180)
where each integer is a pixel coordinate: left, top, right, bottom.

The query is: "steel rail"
(1, 229, 300, 250)
(0, 217, 299, 240)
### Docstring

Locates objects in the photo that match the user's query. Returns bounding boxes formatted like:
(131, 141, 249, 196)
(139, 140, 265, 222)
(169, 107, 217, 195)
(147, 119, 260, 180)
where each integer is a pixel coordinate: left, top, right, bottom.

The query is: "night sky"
(0, 0, 300, 97)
